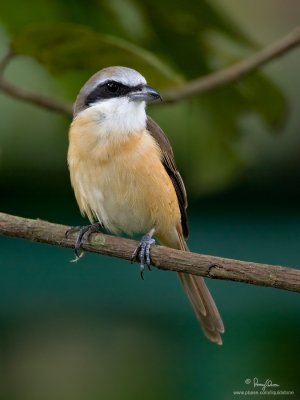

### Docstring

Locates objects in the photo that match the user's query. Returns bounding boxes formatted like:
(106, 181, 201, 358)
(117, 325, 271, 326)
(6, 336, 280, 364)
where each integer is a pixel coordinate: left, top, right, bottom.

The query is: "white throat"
(77, 97, 147, 140)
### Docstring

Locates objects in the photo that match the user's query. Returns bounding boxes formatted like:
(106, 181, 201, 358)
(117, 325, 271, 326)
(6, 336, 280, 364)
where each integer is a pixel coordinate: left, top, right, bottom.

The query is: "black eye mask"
(85, 80, 144, 106)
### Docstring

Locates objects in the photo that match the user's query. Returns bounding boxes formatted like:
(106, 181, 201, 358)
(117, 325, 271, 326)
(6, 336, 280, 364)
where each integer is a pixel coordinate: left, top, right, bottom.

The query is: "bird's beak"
(128, 85, 161, 102)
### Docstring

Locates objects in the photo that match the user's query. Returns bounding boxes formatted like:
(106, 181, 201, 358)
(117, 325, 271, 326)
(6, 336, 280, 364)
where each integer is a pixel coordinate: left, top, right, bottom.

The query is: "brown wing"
(146, 116, 189, 238)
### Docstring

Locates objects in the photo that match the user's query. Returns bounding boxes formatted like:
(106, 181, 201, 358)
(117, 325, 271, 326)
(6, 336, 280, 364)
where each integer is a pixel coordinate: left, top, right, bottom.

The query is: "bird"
(67, 66, 224, 344)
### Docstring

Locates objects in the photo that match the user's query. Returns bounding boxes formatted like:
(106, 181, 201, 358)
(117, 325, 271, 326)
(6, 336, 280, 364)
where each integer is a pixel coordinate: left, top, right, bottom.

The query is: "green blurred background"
(0, 0, 299, 399)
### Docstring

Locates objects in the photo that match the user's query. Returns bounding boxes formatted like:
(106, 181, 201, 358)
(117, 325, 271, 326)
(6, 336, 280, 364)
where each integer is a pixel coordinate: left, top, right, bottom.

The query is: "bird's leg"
(131, 228, 156, 280)
(65, 222, 104, 261)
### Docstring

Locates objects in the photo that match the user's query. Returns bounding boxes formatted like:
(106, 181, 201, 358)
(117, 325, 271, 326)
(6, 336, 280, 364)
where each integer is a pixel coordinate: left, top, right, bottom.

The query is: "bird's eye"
(106, 81, 120, 92)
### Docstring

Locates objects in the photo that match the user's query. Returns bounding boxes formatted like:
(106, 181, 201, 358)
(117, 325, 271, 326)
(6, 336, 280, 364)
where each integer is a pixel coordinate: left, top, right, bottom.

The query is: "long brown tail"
(176, 230, 224, 345)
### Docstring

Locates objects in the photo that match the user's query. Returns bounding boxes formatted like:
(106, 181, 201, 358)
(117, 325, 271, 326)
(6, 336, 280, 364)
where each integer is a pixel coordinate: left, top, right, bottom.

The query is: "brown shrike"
(67, 66, 224, 344)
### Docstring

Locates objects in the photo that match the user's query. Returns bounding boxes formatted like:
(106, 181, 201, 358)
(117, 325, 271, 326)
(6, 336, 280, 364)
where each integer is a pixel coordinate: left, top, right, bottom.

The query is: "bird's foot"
(131, 229, 155, 280)
(65, 222, 104, 261)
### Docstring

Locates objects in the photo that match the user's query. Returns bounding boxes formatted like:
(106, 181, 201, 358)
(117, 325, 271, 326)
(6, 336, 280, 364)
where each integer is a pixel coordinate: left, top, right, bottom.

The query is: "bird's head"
(73, 66, 161, 136)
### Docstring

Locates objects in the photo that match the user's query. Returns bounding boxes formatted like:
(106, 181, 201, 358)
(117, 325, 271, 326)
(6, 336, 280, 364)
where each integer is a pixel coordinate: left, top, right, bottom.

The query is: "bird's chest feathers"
(68, 117, 162, 233)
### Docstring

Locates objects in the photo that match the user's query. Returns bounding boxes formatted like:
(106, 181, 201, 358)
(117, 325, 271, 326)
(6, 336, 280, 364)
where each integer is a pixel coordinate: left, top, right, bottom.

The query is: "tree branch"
(0, 27, 300, 115)
(0, 77, 73, 116)
(161, 26, 300, 103)
(0, 212, 299, 293)
(0, 50, 73, 116)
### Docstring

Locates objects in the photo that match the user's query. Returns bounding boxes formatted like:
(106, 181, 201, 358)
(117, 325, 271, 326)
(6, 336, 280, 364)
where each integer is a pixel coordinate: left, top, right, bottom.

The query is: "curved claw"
(65, 222, 103, 261)
(131, 232, 155, 280)
(65, 226, 81, 239)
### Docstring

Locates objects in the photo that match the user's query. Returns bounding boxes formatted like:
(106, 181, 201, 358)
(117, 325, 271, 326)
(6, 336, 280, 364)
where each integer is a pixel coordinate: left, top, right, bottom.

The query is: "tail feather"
(178, 273, 224, 344)
(176, 229, 224, 345)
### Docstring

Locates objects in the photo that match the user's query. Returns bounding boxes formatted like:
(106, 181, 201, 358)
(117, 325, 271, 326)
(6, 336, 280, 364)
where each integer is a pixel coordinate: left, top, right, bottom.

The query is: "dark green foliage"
(11, 23, 182, 87)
